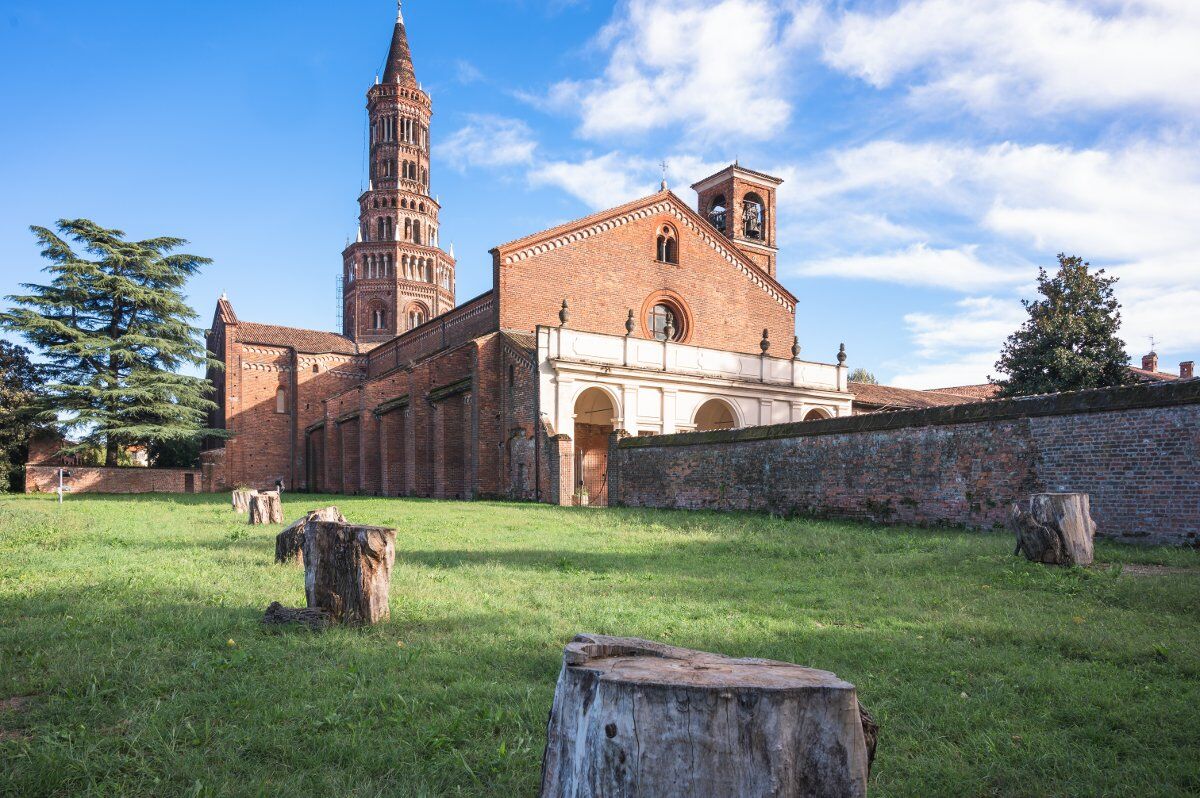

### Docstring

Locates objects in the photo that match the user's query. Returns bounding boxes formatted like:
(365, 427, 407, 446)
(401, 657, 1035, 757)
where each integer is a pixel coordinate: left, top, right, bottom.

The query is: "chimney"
(1142, 351, 1159, 372)
(1182, 361, 1195, 380)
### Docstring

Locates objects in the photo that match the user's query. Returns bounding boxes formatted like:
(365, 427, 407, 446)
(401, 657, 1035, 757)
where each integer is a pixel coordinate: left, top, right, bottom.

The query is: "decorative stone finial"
(625, 309, 635, 336)
(837, 343, 847, 365)
(760, 329, 770, 355)
(559, 300, 570, 327)
(663, 311, 676, 342)
(792, 336, 801, 359)
(397, 0, 404, 24)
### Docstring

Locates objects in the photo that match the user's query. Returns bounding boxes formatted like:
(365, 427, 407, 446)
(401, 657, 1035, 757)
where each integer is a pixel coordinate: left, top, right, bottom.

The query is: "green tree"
(2, 219, 222, 466)
(849, 368, 878, 384)
(993, 254, 1134, 398)
(0, 341, 43, 492)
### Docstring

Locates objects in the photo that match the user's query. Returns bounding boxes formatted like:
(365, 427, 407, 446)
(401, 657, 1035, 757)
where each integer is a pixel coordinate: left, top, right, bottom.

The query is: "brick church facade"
(203, 3, 852, 504)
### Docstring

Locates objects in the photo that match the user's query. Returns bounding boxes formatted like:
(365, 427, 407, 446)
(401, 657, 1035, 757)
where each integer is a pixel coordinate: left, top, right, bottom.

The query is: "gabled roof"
(501, 330, 537, 355)
(490, 189, 798, 311)
(237, 322, 358, 356)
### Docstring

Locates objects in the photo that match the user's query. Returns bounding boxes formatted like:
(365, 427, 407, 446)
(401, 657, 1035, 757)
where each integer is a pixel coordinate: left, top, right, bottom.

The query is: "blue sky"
(2, 0, 1197, 387)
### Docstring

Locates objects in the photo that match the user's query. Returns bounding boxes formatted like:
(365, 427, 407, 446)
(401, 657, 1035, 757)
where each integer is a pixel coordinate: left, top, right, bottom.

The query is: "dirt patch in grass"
(0, 729, 30, 742)
(1103, 563, 1200, 578)
(0, 696, 34, 714)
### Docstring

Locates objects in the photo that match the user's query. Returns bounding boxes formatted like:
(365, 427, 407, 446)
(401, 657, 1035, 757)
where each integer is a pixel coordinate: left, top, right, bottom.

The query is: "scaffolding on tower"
(335, 276, 344, 331)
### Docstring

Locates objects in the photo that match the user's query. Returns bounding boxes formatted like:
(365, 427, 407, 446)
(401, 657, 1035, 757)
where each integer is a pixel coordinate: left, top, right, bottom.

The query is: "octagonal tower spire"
(383, 1, 416, 85)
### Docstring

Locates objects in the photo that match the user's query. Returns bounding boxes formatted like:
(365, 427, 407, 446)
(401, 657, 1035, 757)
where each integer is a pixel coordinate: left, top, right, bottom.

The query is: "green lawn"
(0, 494, 1198, 797)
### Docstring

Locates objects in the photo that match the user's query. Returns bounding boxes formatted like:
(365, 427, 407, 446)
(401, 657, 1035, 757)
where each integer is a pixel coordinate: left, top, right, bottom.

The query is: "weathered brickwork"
(26, 466, 202, 495)
(495, 199, 796, 354)
(609, 381, 1200, 545)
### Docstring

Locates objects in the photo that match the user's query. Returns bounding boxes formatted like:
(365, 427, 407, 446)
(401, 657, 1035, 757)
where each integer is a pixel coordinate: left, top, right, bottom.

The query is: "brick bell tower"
(691, 164, 783, 278)
(342, 1, 456, 345)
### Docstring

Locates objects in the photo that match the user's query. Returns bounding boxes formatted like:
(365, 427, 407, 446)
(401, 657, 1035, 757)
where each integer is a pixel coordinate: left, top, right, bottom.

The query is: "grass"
(0, 494, 1198, 797)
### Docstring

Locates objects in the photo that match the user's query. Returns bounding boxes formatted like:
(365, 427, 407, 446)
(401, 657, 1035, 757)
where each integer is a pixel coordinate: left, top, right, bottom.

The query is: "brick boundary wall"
(25, 466, 205, 496)
(608, 380, 1200, 545)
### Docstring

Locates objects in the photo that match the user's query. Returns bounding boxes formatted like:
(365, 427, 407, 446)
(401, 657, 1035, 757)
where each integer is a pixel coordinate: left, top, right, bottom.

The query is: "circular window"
(640, 292, 691, 343)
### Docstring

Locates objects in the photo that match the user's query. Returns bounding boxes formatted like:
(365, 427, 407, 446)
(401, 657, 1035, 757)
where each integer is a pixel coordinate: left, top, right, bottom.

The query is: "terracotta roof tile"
(237, 322, 358, 355)
(851, 382, 980, 412)
(931, 383, 1003, 400)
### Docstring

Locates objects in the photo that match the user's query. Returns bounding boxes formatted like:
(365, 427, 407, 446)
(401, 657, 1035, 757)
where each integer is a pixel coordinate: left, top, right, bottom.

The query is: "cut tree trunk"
(303, 521, 396, 625)
(232, 489, 257, 514)
(249, 491, 283, 525)
(539, 634, 876, 798)
(275, 507, 348, 566)
(1011, 493, 1096, 566)
(261, 601, 331, 631)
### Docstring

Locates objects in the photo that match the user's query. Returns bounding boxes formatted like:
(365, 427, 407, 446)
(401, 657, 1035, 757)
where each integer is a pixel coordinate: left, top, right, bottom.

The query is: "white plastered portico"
(538, 326, 852, 441)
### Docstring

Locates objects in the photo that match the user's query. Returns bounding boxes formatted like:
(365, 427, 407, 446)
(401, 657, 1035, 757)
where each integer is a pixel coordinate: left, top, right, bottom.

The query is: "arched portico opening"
(804, 408, 832, 421)
(694, 398, 738, 431)
(573, 387, 617, 506)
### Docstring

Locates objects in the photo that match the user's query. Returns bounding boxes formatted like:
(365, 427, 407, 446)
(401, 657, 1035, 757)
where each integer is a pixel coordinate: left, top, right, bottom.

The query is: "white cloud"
(886, 296, 1024, 388)
(889, 351, 1002, 391)
(904, 296, 1026, 360)
(549, 0, 819, 141)
(528, 152, 657, 209)
(797, 244, 1025, 291)
(822, 0, 1200, 116)
(438, 115, 538, 171)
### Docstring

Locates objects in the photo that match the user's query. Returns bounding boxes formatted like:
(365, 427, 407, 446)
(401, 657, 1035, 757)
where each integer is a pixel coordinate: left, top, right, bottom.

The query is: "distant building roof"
(851, 382, 982, 413)
(237, 322, 358, 355)
(931, 383, 1003, 400)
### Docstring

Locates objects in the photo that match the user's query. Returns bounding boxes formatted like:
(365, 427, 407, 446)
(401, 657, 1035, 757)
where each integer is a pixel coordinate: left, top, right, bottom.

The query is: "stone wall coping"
(25, 465, 203, 473)
(618, 379, 1200, 450)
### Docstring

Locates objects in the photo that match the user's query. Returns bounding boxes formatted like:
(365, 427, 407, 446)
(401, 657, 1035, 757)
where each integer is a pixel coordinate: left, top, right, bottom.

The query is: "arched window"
(371, 307, 387, 330)
(312, 364, 320, 374)
(743, 193, 765, 240)
(406, 303, 428, 330)
(376, 218, 385, 241)
(709, 195, 727, 233)
(656, 224, 679, 264)
(275, 388, 287, 414)
(413, 222, 421, 245)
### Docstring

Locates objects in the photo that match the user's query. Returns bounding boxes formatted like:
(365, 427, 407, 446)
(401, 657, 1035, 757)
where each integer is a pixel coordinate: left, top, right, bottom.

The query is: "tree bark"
(249, 491, 283, 525)
(303, 521, 396, 625)
(1011, 493, 1096, 566)
(275, 507, 347, 565)
(232, 489, 257, 514)
(539, 634, 875, 798)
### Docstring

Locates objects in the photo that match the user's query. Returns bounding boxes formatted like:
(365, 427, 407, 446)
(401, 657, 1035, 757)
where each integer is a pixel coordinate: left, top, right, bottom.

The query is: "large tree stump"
(539, 634, 876, 798)
(232, 489, 257, 514)
(303, 521, 396, 625)
(275, 507, 347, 565)
(1011, 493, 1096, 566)
(249, 491, 283, 525)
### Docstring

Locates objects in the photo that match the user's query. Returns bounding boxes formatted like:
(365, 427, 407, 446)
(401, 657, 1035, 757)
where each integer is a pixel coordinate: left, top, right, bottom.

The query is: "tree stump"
(1011, 493, 1096, 566)
(261, 601, 331, 631)
(303, 521, 396, 625)
(249, 491, 283, 525)
(539, 634, 876, 798)
(232, 489, 257, 514)
(275, 507, 347, 566)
